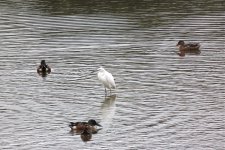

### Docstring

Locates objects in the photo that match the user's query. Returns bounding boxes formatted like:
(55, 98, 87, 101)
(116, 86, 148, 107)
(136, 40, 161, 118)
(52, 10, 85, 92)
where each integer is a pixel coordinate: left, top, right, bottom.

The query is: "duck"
(97, 67, 116, 95)
(176, 40, 201, 56)
(69, 119, 102, 134)
(37, 60, 51, 74)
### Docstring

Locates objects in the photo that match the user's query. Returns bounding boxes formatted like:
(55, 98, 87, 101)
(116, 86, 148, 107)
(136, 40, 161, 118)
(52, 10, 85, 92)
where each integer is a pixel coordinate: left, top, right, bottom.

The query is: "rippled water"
(0, 0, 225, 149)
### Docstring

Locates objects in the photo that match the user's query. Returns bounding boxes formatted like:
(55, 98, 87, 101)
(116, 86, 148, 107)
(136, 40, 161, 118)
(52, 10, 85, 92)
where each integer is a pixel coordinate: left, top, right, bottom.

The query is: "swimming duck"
(37, 60, 51, 74)
(69, 119, 102, 134)
(176, 40, 201, 56)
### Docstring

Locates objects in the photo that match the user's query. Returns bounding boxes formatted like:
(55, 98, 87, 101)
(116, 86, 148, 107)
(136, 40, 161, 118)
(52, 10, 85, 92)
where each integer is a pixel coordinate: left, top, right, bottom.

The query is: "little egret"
(97, 67, 116, 95)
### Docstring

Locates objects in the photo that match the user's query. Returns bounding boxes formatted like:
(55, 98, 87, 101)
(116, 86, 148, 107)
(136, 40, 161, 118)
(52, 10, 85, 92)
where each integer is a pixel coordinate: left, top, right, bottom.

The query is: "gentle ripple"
(0, 0, 225, 150)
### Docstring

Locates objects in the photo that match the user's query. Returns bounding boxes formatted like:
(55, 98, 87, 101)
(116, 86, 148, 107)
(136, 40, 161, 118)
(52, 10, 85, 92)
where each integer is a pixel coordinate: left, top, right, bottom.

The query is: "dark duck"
(69, 119, 102, 134)
(37, 60, 51, 75)
(176, 40, 201, 56)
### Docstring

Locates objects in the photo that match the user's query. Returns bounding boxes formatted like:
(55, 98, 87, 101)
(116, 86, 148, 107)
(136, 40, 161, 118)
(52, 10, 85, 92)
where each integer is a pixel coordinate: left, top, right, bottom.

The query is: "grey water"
(0, 0, 225, 149)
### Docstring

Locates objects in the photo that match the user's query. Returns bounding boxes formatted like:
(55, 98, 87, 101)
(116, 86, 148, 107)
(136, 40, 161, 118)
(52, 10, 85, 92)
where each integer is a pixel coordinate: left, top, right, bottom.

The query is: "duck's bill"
(96, 123, 102, 127)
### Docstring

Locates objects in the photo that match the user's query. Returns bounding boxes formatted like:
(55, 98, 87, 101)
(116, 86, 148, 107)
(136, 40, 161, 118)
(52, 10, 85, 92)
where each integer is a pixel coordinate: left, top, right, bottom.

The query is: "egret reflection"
(101, 94, 117, 128)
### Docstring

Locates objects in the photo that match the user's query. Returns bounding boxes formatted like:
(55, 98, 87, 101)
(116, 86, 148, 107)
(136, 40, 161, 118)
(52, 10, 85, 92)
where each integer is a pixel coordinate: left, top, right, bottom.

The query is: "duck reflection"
(37, 71, 49, 77)
(80, 129, 92, 142)
(101, 94, 116, 127)
(69, 128, 93, 142)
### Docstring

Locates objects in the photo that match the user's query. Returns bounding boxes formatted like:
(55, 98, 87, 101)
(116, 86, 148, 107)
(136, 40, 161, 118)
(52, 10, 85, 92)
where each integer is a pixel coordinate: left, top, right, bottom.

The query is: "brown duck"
(69, 119, 102, 134)
(176, 40, 201, 56)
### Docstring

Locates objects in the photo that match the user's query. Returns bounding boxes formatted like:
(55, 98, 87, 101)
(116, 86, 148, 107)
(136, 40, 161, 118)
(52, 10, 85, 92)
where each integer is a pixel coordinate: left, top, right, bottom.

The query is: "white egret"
(97, 67, 116, 95)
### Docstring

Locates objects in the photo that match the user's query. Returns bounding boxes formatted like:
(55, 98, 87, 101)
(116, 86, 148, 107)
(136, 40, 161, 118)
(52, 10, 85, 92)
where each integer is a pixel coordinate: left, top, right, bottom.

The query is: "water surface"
(0, 0, 225, 149)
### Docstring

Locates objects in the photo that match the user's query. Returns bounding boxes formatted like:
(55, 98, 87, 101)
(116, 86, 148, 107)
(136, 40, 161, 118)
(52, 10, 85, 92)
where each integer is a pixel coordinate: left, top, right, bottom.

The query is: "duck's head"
(88, 119, 102, 127)
(41, 60, 46, 66)
(177, 40, 185, 46)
